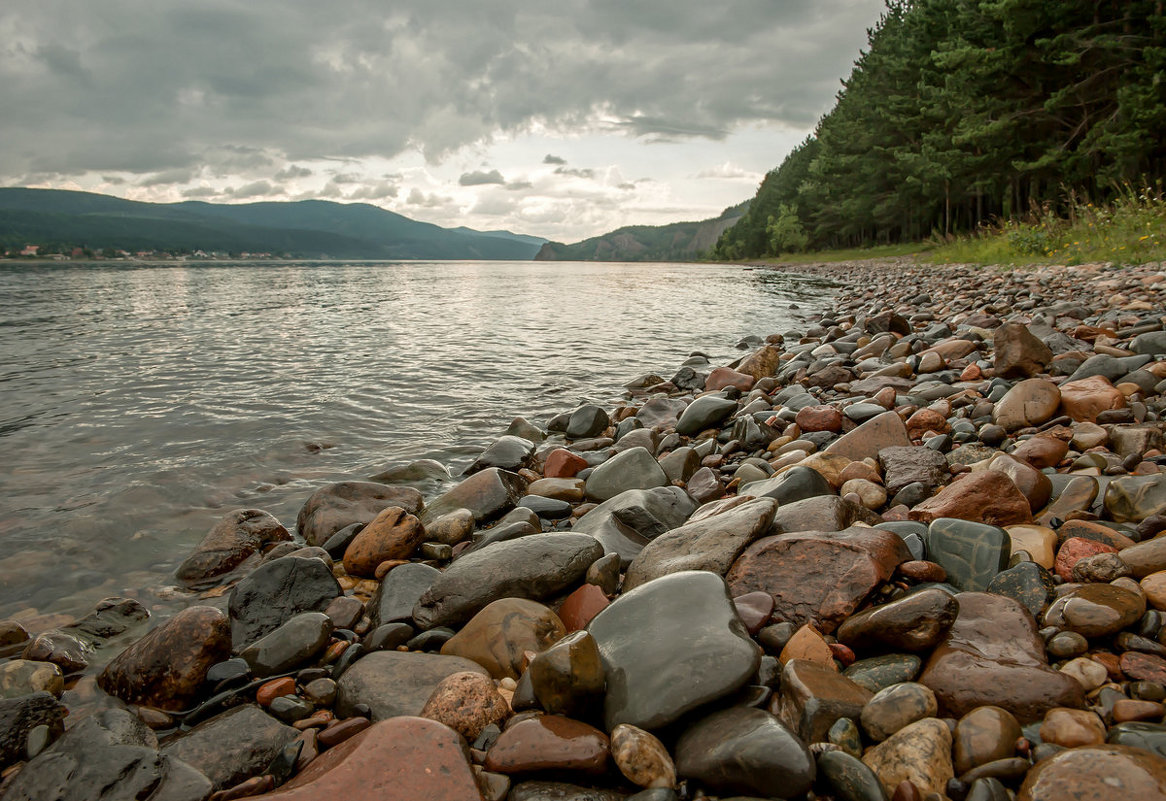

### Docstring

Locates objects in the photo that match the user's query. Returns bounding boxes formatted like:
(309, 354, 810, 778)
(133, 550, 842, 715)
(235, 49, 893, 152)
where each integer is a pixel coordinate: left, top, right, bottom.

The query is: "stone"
(1108, 721, 1166, 756)
(335, 650, 489, 720)
(1006, 525, 1057, 569)
(20, 630, 89, 674)
(861, 683, 938, 742)
(609, 726, 675, 791)
(545, 448, 590, 479)
(772, 494, 884, 534)
(991, 379, 1061, 431)
(826, 411, 912, 462)
(837, 588, 959, 653)
(1059, 375, 1128, 423)
(994, 322, 1053, 378)
(1043, 583, 1146, 638)
(297, 481, 423, 546)
(529, 631, 605, 717)
(527, 478, 586, 502)
(705, 366, 756, 392)
(636, 397, 687, 429)
(1010, 436, 1070, 470)
(0, 660, 63, 699)
(861, 718, 953, 799)
(879, 446, 950, 495)
(1037, 476, 1099, 526)
(986, 452, 1052, 512)
(685, 466, 723, 504)
(675, 706, 814, 799)
(424, 509, 476, 547)
(1072, 551, 1131, 582)
(909, 472, 1033, 528)
(1061, 657, 1109, 691)
(1108, 475, 1166, 524)
(953, 706, 1022, 776)
(1017, 745, 1166, 801)
(175, 508, 291, 588)
(0, 692, 66, 768)
(342, 506, 425, 577)
(733, 591, 775, 634)
(780, 624, 836, 668)
(239, 611, 333, 677)
(587, 571, 760, 731)
(727, 527, 911, 633)
(845, 654, 924, 694)
(797, 405, 845, 433)
(465, 435, 536, 475)
(622, 497, 776, 591)
(484, 715, 609, 776)
(567, 405, 610, 439)
(228, 555, 341, 648)
(776, 659, 873, 743)
(585, 447, 668, 502)
(98, 605, 231, 712)
(368, 562, 439, 628)
(985, 561, 1056, 618)
(252, 717, 484, 800)
(162, 704, 296, 791)
(422, 468, 528, 525)
(1039, 707, 1107, 748)
(419, 671, 510, 741)
(924, 518, 1011, 592)
(413, 534, 603, 629)
(441, 598, 565, 680)
(818, 750, 889, 801)
(675, 395, 738, 436)
(919, 592, 1085, 722)
(571, 486, 697, 567)
(737, 344, 784, 380)
(557, 583, 610, 633)
(1121, 651, 1166, 683)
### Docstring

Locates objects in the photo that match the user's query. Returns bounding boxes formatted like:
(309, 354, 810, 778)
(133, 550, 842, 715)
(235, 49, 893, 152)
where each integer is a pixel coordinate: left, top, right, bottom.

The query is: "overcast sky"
(1, 1, 886, 242)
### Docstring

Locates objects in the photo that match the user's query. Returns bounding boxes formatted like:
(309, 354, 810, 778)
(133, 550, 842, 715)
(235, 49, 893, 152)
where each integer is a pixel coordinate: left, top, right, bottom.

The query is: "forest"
(714, 0, 1166, 259)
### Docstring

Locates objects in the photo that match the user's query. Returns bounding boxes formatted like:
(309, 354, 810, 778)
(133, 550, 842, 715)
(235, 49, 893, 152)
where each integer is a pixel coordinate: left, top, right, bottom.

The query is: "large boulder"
(175, 509, 290, 589)
(297, 481, 423, 546)
(570, 487, 697, 567)
(335, 651, 489, 720)
(420, 468, 528, 525)
(227, 555, 341, 649)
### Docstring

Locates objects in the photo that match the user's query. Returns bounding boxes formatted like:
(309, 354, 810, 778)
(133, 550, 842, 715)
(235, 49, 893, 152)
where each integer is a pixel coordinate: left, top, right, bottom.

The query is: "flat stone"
(570, 486, 697, 567)
(825, 411, 912, 461)
(837, 587, 959, 653)
(919, 592, 1085, 723)
(484, 715, 609, 776)
(253, 717, 484, 801)
(879, 446, 951, 495)
(465, 435, 536, 475)
(587, 570, 760, 731)
(1059, 375, 1128, 423)
(1108, 721, 1166, 757)
(1017, 744, 1166, 801)
(239, 611, 333, 678)
(421, 468, 528, 525)
(175, 508, 291, 589)
(368, 562, 440, 628)
(413, 533, 604, 629)
(297, 481, 423, 546)
(775, 658, 873, 743)
(585, 447, 669, 503)
(910, 472, 1033, 528)
(924, 518, 1011, 592)
(727, 527, 911, 633)
(675, 706, 814, 799)
(419, 671, 510, 742)
(335, 650, 489, 720)
(162, 704, 296, 792)
(953, 705, 1023, 775)
(98, 605, 231, 712)
(1107, 475, 1166, 524)
(622, 497, 777, 591)
(228, 555, 341, 649)
(441, 598, 565, 680)
(1121, 651, 1166, 683)
(1043, 583, 1146, 638)
(1037, 475, 1099, 526)
(861, 717, 953, 799)
(991, 379, 1060, 431)
(675, 395, 738, 436)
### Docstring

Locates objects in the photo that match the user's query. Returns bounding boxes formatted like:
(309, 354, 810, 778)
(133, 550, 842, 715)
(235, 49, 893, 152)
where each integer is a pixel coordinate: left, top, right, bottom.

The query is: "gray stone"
(239, 612, 333, 678)
(228, 555, 341, 649)
(571, 487, 698, 567)
(296, 481, 423, 546)
(770, 495, 883, 535)
(675, 396, 738, 436)
(335, 650, 488, 720)
(825, 411, 912, 461)
(740, 465, 834, 506)
(926, 518, 1010, 592)
(421, 468, 529, 525)
(585, 447, 669, 502)
(879, 446, 951, 495)
(368, 562, 440, 628)
(567, 405, 611, 439)
(162, 705, 296, 791)
(464, 435, 536, 475)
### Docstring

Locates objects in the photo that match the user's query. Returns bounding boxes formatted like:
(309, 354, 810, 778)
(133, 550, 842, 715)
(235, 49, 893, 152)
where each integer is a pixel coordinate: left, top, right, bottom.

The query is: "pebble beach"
(5, 257, 1166, 800)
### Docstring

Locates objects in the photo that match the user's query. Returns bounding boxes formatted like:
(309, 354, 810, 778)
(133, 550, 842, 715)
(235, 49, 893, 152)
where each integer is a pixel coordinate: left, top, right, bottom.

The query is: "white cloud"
(458, 169, 506, 186)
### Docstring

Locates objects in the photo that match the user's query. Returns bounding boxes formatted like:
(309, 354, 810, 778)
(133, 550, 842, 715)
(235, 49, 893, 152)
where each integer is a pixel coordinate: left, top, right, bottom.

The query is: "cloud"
(181, 186, 218, 198)
(275, 164, 313, 180)
(346, 180, 399, 200)
(543, 154, 567, 165)
(223, 180, 281, 198)
(139, 167, 198, 187)
(458, 169, 505, 186)
(505, 180, 532, 191)
(694, 161, 763, 181)
(406, 187, 453, 208)
(554, 167, 596, 180)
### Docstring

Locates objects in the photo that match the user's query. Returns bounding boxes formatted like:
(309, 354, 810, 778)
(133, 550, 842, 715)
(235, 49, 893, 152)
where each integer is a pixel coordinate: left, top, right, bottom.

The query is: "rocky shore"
(4, 258, 1166, 800)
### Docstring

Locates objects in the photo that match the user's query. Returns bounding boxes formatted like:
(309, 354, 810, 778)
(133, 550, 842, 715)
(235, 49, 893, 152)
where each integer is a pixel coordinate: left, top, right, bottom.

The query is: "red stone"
(557, 584, 610, 632)
(905, 408, 950, 440)
(1121, 651, 1166, 684)
(544, 449, 589, 479)
(909, 470, 1033, 528)
(795, 406, 844, 433)
(256, 677, 297, 707)
(732, 591, 775, 635)
(254, 717, 483, 800)
(1054, 537, 1118, 582)
(829, 642, 856, 666)
(897, 560, 947, 583)
(317, 716, 371, 749)
(704, 367, 756, 393)
(484, 715, 609, 775)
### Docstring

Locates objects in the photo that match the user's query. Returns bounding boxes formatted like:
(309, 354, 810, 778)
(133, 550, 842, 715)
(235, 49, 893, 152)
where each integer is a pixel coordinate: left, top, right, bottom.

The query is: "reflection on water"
(0, 260, 836, 625)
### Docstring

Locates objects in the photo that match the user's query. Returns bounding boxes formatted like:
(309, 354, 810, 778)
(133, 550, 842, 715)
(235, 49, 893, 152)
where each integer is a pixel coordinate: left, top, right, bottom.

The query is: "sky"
(0, 1, 887, 243)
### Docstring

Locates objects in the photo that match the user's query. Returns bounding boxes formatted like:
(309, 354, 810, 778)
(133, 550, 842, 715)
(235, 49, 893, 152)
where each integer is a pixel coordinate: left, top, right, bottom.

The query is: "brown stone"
(255, 717, 484, 800)
(1039, 707, 1107, 748)
(484, 715, 610, 775)
(440, 598, 565, 680)
(257, 677, 297, 707)
(992, 379, 1061, 431)
(704, 367, 756, 392)
(556, 584, 610, 633)
(905, 408, 949, 441)
(861, 717, 954, 799)
(419, 671, 510, 742)
(726, 526, 911, 633)
(297, 481, 424, 546)
(610, 723, 675, 789)
(773, 658, 873, 743)
(1121, 651, 1166, 684)
(175, 509, 291, 588)
(953, 706, 1022, 775)
(544, 449, 590, 479)
(1010, 436, 1070, 470)
(826, 411, 912, 462)
(98, 606, 231, 712)
(1059, 375, 1128, 423)
(736, 345, 784, 380)
(732, 591, 774, 635)
(779, 624, 836, 668)
(1056, 519, 1136, 550)
(909, 471, 1033, 527)
(796, 405, 844, 433)
(918, 592, 1085, 723)
(993, 322, 1053, 378)
(343, 507, 425, 578)
(986, 453, 1052, 512)
(836, 587, 959, 653)
(1043, 583, 1146, 638)
(316, 717, 371, 749)
(1142, 570, 1166, 609)
(1006, 525, 1058, 569)
(1017, 745, 1166, 801)
(1121, 536, 1166, 578)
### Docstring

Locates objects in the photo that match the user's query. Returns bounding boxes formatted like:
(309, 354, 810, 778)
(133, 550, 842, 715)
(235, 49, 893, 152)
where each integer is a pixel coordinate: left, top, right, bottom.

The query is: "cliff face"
(535, 208, 745, 262)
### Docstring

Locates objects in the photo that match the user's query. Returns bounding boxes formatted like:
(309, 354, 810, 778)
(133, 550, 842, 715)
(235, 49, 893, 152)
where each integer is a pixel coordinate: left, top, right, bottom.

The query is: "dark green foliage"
(715, 0, 1166, 258)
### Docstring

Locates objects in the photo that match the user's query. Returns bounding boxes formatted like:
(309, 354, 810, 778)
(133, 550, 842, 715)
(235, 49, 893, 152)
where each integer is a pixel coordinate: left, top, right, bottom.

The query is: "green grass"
(760, 241, 931, 265)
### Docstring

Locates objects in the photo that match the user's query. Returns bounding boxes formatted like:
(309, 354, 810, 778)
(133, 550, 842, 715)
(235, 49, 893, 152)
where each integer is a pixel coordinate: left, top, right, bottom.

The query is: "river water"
(0, 260, 836, 628)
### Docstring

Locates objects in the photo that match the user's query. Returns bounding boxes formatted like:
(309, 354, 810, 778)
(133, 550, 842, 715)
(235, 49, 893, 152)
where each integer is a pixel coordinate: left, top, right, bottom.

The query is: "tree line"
(714, 0, 1166, 259)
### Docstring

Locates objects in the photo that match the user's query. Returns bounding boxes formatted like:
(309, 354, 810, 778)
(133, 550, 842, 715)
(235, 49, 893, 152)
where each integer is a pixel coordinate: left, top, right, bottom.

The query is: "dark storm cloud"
(0, 0, 885, 180)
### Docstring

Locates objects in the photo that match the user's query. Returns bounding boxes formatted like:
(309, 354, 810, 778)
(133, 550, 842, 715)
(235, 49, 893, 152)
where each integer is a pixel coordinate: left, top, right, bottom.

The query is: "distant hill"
(0, 188, 546, 260)
(534, 201, 748, 262)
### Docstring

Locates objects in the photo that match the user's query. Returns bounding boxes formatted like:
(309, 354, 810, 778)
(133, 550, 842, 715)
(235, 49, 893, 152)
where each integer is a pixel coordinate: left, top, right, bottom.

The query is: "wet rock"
(737, 344, 784, 380)
(675, 706, 814, 799)
(1107, 474, 1166, 524)
(421, 468, 528, 525)
(844, 654, 924, 694)
(368, 562, 439, 628)
(0, 692, 66, 768)
(880, 447, 950, 496)
(545, 449, 590, 479)
(924, 518, 1011, 592)
(636, 397, 688, 429)
(770, 495, 884, 534)
(465, 435, 536, 475)
(675, 395, 738, 436)
(162, 704, 296, 791)
(991, 379, 1060, 431)
(585, 447, 668, 502)
(994, 322, 1053, 378)
(571, 487, 697, 567)
(909, 472, 1033, 527)
(776, 659, 873, 743)
(175, 509, 291, 589)
(861, 717, 953, 799)
(705, 366, 755, 392)
(484, 715, 610, 776)
(297, 481, 423, 546)
(953, 705, 1022, 776)
(985, 561, 1056, 618)
(1010, 436, 1070, 470)
(413, 534, 603, 629)
(861, 683, 938, 742)
(557, 584, 610, 632)
(253, 717, 483, 800)
(622, 497, 776, 591)
(0, 659, 63, 699)
(587, 571, 760, 731)
(987, 452, 1052, 512)
(228, 555, 341, 648)
(21, 629, 89, 674)
(611, 724, 674, 789)
(1017, 744, 1166, 801)
(567, 405, 610, 439)
(441, 598, 565, 680)
(741, 465, 834, 505)
(419, 671, 510, 741)
(1043, 583, 1146, 638)
(836, 588, 959, 653)
(334, 650, 489, 720)
(1059, 375, 1128, 423)
(1006, 524, 1057, 569)
(826, 412, 912, 461)
(817, 749, 889, 801)
(98, 605, 231, 712)
(529, 630, 605, 717)
(726, 527, 911, 633)
(919, 592, 1085, 722)
(239, 611, 332, 678)
(1039, 707, 1107, 748)
(342, 506, 425, 577)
